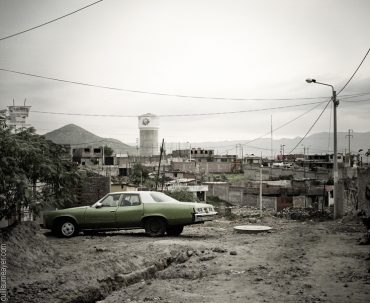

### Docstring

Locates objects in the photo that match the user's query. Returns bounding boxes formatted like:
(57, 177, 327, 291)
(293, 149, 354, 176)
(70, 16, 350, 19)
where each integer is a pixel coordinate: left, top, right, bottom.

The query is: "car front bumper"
(194, 212, 217, 223)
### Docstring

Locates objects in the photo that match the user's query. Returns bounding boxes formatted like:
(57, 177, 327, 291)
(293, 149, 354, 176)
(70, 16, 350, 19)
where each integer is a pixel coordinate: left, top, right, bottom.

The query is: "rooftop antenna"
(24, 98, 26, 106)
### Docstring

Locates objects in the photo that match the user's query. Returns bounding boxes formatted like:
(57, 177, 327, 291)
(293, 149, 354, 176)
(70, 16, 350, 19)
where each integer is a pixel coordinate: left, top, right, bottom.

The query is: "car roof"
(109, 191, 155, 194)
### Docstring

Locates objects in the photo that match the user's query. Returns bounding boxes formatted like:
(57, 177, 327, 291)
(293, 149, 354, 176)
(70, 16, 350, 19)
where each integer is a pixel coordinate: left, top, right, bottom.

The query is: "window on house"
(84, 148, 90, 152)
(94, 148, 101, 153)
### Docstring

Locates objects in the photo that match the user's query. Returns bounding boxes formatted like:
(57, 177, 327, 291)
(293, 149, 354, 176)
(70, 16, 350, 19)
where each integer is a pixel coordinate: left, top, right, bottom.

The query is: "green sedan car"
(42, 191, 217, 237)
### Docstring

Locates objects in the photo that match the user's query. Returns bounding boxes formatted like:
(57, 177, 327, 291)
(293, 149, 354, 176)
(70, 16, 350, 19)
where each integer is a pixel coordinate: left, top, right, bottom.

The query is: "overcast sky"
(0, 0, 369, 148)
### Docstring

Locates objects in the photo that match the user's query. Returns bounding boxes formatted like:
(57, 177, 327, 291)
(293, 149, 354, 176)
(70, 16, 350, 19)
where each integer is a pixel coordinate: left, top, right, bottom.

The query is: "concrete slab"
(233, 225, 272, 233)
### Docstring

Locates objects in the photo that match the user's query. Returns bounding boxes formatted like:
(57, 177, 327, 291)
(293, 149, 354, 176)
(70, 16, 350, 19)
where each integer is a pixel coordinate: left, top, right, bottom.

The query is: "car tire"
(144, 217, 166, 237)
(56, 219, 78, 238)
(167, 225, 184, 237)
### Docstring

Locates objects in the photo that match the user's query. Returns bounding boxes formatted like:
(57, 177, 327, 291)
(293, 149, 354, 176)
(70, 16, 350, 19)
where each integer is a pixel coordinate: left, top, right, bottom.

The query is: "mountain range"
(187, 131, 370, 157)
(43, 124, 136, 154)
(43, 124, 370, 157)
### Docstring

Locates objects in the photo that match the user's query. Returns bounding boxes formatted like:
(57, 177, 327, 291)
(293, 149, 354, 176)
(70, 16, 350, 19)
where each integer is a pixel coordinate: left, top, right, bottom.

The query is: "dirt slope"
(4, 217, 370, 303)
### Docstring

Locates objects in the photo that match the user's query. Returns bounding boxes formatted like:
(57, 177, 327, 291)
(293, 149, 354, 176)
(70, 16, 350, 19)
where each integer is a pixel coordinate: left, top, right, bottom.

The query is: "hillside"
(43, 124, 135, 154)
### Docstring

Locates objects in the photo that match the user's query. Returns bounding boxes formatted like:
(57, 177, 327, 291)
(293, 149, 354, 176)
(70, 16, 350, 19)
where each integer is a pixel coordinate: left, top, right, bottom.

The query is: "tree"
(129, 163, 149, 185)
(104, 145, 114, 157)
(0, 125, 80, 221)
(165, 190, 199, 202)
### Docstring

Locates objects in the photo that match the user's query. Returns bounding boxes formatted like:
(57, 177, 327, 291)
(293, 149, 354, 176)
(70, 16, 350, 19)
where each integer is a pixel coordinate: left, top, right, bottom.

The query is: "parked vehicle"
(42, 191, 217, 238)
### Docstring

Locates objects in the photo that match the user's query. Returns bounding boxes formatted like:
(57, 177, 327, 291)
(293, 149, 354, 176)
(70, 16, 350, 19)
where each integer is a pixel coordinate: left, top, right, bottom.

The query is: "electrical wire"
(341, 98, 370, 103)
(287, 99, 332, 155)
(287, 48, 370, 155)
(0, 67, 365, 102)
(222, 102, 324, 153)
(190, 102, 324, 152)
(0, 0, 103, 42)
(66, 139, 133, 147)
(30, 101, 326, 118)
(337, 48, 370, 95)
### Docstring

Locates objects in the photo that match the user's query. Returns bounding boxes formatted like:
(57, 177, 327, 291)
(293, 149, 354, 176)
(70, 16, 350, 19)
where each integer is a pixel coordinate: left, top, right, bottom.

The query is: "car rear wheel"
(144, 217, 166, 237)
(167, 225, 184, 237)
(56, 220, 78, 238)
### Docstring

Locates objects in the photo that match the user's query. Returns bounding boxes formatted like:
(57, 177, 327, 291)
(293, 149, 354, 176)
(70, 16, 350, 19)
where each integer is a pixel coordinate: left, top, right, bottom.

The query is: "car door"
(115, 193, 144, 228)
(83, 193, 122, 229)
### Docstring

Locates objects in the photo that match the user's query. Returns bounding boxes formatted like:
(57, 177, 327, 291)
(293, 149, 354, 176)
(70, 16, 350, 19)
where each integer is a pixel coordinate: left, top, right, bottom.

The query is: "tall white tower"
(7, 100, 31, 130)
(138, 113, 159, 156)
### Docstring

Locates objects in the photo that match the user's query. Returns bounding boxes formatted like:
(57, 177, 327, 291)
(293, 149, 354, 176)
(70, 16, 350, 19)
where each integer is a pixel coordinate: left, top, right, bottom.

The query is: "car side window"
(120, 194, 141, 207)
(100, 194, 121, 207)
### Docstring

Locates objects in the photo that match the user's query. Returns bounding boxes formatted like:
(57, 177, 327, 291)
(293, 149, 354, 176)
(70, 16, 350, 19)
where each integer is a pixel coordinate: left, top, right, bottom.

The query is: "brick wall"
(293, 196, 306, 208)
(242, 194, 276, 210)
(78, 176, 110, 206)
(357, 167, 370, 214)
(243, 165, 330, 181)
(171, 162, 236, 173)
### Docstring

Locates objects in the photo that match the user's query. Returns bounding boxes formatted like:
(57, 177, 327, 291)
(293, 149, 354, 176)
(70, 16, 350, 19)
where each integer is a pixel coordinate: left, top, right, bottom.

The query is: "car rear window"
(150, 192, 178, 203)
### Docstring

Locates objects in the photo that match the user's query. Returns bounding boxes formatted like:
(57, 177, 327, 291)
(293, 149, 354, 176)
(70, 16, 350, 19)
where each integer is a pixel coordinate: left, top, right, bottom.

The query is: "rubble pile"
(276, 207, 332, 221)
(1, 222, 62, 286)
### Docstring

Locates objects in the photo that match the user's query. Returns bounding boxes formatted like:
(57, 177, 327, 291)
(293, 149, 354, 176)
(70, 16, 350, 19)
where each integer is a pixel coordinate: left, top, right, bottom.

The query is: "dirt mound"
(0, 222, 61, 286)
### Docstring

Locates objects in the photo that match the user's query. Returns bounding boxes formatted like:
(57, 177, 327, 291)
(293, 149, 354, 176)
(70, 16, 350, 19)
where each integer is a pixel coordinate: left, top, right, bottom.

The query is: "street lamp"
(306, 78, 341, 219)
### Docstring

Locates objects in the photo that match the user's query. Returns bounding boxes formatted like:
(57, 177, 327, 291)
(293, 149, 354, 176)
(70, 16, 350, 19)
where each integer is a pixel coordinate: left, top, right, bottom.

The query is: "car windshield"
(150, 192, 179, 203)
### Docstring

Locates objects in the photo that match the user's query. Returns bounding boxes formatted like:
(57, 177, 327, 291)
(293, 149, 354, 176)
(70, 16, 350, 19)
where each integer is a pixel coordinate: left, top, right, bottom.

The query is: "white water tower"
(138, 113, 159, 156)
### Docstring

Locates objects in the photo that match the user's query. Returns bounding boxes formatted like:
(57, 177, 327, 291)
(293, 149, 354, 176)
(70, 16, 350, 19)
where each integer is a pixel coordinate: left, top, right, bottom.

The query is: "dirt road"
(5, 216, 370, 303)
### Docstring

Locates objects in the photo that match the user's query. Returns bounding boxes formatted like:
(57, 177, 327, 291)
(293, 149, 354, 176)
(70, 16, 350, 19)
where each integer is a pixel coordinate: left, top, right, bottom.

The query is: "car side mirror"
(95, 202, 103, 208)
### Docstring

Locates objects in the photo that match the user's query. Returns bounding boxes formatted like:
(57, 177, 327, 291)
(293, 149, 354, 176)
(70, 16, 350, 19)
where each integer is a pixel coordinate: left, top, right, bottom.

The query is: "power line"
(0, 0, 103, 42)
(287, 99, 332, 154)
(288, 48, 370, 155)
(337, 48, 370, 95)
(196, 102, 324, 152)
(30, 101, 326, 118)
(0, 67, 363, 102)
(341, 98, 370, 103)
(339, 92, 370, 100)
(225, 102, 324, 152)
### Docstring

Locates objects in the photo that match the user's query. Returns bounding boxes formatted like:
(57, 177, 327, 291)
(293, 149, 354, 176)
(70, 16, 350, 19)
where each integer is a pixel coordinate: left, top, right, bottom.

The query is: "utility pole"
(155, 139, 165, 190)
(346, 129, 353, 165)
(303, 146, 306, 178)
(259, 153, 263, 217)
(271, 115, 273, 160)
(333, 89, 341, 218)
(280, 144, 285, 163)
(306, 78, 341, 218)
(240, 144, 244, 173)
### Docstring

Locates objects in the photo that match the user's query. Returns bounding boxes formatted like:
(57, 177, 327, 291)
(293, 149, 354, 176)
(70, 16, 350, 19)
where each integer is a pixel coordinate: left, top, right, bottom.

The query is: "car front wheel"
(144, 217, 166, 237)
(167, 225, 184, 236)
(56, 220, 78, 238)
